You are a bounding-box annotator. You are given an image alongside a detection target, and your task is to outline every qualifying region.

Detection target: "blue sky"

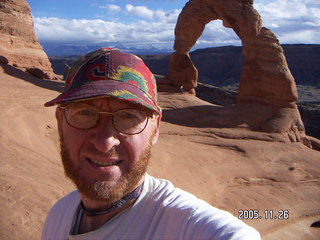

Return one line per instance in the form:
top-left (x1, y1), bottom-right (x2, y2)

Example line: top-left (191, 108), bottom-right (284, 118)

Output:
top-left (28, 0), bottom-right (184, 21)
top-left (27, 0), bottom-right (320, 50)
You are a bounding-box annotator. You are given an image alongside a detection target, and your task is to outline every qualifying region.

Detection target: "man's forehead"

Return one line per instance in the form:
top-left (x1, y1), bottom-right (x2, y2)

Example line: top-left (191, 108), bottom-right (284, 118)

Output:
top-left (77, 97), bottom-right (151, 112)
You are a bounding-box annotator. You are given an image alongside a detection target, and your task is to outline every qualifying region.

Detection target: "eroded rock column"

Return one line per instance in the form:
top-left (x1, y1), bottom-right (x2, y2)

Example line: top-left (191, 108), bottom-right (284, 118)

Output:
top-left (239, 28), bottom-right (298, 108)
top-left (162, 0), bottom-right (217, 94)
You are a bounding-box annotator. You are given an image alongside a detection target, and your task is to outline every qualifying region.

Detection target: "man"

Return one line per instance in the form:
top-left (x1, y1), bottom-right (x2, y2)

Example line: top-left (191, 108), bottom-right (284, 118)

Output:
top-left (42, 48), bottom-right (260, 239)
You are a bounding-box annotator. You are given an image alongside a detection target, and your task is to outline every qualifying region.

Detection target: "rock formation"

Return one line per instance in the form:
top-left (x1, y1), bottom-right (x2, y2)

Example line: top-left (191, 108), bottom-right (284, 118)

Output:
top-left (163, 0), bottom-right (296, 104)
top-left (159, 0), bottom-right (313, 146)
top-left (0, 0), bottom-right (54, 78)
top-left (0, 1), bottom-right (319, 239)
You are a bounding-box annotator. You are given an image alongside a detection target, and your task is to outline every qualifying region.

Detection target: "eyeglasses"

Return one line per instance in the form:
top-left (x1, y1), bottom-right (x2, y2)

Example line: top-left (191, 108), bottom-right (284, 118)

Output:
top-left (60, 102), bottom-right (153, 135)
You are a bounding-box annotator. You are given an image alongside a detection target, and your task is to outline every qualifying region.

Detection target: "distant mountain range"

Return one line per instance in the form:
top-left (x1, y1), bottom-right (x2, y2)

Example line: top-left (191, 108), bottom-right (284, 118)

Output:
top-left (140, 44), bottom-right (320, 88)
top-left (49, 44), bottom-right (320, 88)
top-left (41, 41), bottom-right (173, 56)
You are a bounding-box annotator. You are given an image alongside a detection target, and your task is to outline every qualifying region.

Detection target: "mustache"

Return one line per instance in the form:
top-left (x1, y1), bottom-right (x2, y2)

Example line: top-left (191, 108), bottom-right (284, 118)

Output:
top-left (84, 144), bottom-right (120, 158)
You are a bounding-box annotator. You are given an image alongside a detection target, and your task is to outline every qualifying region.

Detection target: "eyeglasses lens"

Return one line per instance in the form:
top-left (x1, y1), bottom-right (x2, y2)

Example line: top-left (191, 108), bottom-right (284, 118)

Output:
top-left (64, 103), bottom-right (148, 134)
top-left (65, 103), bottom-right (100, 129)
top-left (114, 109), bottom-right (148, 135)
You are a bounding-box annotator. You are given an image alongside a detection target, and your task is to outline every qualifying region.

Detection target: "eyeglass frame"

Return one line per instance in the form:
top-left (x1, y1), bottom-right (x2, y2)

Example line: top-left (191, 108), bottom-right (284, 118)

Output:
top-left (59, 103), bottom-right (156, 135)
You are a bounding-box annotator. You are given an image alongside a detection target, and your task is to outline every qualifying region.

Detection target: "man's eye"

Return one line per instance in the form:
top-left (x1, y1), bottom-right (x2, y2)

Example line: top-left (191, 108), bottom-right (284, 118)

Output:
top-left (76, 109), bottom-right (95, 116)
top-left (118, 112), bottom-right (138, 119)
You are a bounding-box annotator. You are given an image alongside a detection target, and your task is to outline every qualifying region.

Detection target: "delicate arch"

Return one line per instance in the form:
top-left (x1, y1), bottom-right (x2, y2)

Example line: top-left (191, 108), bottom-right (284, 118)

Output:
top-left (164, 0), bottom-right (298, 108)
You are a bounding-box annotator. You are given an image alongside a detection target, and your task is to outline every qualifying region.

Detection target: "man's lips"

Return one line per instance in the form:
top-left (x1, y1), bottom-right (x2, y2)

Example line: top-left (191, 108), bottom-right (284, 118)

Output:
top-left (86, 157), bottom-right (122, 167)
top-left (84, 146), bottom-right (122, 167)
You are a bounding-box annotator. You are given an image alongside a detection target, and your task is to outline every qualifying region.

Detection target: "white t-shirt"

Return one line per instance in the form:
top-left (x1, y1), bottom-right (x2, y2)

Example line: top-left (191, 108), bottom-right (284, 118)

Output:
top-left (42, 174), bottom-right (260, 240)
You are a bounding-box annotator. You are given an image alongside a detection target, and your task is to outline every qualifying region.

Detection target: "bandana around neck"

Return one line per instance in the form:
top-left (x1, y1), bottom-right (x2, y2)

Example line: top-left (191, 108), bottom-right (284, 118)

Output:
top-left (80, 183), bottom-right (144, 217)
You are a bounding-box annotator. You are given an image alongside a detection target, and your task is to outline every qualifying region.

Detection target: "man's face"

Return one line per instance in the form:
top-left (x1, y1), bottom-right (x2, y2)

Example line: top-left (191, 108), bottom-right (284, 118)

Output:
top-left (56, 97), bottom-right (160, 204)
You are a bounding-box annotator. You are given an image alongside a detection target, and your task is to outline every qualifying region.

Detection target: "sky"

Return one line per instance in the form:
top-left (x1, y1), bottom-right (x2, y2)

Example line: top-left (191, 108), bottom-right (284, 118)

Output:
top-left (27, 0), bottom-right (320, 50)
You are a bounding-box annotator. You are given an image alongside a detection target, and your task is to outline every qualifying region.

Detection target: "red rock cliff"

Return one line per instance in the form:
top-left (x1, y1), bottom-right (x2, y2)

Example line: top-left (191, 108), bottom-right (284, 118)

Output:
top-left (0, 0), bottom-right (54, 78)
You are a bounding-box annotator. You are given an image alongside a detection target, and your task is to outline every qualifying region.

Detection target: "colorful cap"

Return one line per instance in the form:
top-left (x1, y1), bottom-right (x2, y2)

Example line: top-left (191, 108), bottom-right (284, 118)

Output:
top-left (45, 48), bottom-right (161, 114)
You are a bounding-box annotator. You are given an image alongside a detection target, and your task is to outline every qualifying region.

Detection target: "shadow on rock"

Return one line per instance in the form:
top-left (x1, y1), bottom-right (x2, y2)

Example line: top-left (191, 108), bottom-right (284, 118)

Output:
top-left (1, 64), bottom-right (64, 93)
top-left (162, 103), bottom-right (302, 132)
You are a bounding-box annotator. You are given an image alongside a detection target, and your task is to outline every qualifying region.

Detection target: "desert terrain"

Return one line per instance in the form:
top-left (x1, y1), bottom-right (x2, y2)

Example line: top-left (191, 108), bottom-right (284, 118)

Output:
top-left (1, 0), bottom-right (320, 239)
top-left (1, 63), bottom-right (320, 239)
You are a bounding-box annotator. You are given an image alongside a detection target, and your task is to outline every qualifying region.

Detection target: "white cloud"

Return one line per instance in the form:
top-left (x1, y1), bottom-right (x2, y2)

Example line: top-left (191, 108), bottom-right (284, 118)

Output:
top-left (33, 17), bottom-right (176, 46)
top-left (153, 9), bottom-right (181, 23)
top-left (33, 0), bottom-right (320, 50)
top-left (196, 0), bottom-right (320, 48)
top-left (124, 4), bottom-right (180, 23)
top-left (125, 4), bottom-right (154, 19)
top-left (254, 1), bottom-right (320, 32)
top-left (98, 4), bottom-right (121, 16)
top-left (106, 4), bottom-right (121, 13)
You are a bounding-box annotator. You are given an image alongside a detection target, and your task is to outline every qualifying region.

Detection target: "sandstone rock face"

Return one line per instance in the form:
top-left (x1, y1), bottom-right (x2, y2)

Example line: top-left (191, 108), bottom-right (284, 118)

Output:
top-left (0, 0), bottom-right (54, 78)
top-left (239, 27), bottom-right (298, 108)
top-left (161, 0), bottom-right (308, 141)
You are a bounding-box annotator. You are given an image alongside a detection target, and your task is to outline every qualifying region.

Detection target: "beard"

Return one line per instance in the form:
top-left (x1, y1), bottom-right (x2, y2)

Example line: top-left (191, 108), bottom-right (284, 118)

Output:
top-left (59, 134), bottom-right (152, 206)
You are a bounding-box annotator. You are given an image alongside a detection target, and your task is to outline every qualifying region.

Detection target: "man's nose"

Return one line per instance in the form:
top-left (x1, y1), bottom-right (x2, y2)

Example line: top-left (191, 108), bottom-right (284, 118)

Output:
top-left (89, 116), bottom-right (120, 153)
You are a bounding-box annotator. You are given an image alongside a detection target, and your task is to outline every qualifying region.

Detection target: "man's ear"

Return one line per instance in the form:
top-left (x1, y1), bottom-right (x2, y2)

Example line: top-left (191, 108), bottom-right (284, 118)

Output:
top-left (55, 107), bottom-right (63, 120)
top-left (150, 114), bottom-right (161, 146)
top-left (55, 107), bottom-right (63, 133)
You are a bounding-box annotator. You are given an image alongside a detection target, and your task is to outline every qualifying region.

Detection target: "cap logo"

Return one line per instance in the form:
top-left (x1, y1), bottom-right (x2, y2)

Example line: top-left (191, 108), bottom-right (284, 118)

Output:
top-left (87, 63), bottom-right (106, 81)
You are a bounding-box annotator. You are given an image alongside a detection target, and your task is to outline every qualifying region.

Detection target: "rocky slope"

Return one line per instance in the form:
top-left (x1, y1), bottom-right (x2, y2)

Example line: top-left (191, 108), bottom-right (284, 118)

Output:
top-left (195, 82), bottom-right (320, 140)
top-left (0, 64), bottom-right (319, 240)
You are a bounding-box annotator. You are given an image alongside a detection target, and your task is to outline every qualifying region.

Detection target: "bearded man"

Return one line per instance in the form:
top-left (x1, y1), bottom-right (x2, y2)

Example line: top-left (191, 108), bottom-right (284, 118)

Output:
top-left (42, 48), bottom-right (260, 240)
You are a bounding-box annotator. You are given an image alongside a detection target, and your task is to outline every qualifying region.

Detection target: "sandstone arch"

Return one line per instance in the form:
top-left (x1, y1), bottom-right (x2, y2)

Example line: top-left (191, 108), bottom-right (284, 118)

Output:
top-left (160, 0), bottom-right (309, 141)
top-left (164, 0), bottom-right (297, 106)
